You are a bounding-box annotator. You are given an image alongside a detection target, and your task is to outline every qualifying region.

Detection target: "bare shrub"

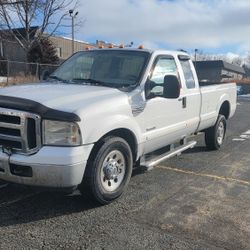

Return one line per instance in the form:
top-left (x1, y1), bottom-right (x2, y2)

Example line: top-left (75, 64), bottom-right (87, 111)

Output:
top-left (0, 75), bottom-right (39, 88)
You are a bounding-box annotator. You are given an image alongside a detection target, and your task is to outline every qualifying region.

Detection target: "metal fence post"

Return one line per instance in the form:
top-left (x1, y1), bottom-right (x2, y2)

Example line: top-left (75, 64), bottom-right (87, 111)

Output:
top-left (7, 60), bottom-right (9, 84)
top-left (0, 60), bottom-right (59, 85)
top-left (36, 63), bottom-right (39, 79)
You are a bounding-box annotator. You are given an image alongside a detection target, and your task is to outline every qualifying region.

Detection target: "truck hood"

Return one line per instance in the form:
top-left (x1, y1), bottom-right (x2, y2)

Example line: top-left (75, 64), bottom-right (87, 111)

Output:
top-left (0, 82), bottom-right (128, 113)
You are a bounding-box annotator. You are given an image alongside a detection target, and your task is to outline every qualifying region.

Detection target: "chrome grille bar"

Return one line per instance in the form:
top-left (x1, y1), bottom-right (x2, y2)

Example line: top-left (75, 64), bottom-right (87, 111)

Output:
top-left (0, 107), bottom-right (41, 155)
top-left (0, 134), bottom-right (22, 142)
top-left (0, 122), bottom-right (21, 129)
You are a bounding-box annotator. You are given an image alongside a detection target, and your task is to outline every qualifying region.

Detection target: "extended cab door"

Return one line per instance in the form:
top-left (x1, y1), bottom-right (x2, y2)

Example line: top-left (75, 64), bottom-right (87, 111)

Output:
top-left (177, 55), bottom-right (201, 135)
top-left (138, 55), bottom-right (187, 154)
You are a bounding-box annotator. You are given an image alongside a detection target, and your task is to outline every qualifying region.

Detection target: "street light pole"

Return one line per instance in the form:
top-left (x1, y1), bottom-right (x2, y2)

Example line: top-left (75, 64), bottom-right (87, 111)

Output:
top-left (69, 9), bottom-right (78, 55)
top-left (194, 49), bottom-right (198, 69)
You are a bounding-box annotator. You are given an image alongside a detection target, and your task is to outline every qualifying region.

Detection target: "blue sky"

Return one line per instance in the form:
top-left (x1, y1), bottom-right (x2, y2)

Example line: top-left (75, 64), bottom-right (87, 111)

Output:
top-left (4, 0), bottom-right (249, 57)
top-left (60, 0), bottom-right (250, 57)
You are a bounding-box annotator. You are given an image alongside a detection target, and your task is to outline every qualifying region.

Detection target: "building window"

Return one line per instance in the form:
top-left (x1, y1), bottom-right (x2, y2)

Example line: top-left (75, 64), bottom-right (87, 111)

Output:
top-left (56, 47), bottom-right (62, 58)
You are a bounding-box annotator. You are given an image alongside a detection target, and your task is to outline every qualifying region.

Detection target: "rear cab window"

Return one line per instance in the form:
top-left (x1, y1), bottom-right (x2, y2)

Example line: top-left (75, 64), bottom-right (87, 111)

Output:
top-left (178, 55), bottom-right (196, 89)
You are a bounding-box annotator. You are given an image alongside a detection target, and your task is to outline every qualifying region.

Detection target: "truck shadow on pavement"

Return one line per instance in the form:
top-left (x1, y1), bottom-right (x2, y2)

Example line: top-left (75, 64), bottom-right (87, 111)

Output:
top-left (183, 146), bottom-right (210, 154)
top-left (0, 144), bottom-right (219, 228)
top-left (0, 184), bottom-right (99, 227)
top-left (0, 162), bottom-right (161, 228)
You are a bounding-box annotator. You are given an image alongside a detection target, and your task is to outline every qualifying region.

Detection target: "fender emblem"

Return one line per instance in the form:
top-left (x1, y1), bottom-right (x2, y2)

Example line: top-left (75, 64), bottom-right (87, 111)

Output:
top-left (2, 147), bottom-right (13, 156)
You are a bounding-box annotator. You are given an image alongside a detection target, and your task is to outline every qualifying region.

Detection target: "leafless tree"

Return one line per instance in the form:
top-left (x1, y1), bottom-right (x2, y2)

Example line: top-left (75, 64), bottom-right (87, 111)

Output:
top-left (0, 0), bottom-right (80, 60)
top-left (231, 56), bottom-right (243, 66)
top-left (192, 49), bottom-right (245, 66)
top-left (246, 52), bottom-right (250, 66)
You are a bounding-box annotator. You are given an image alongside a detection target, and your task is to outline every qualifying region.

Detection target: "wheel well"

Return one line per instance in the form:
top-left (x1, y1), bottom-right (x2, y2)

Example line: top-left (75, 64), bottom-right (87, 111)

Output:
top-left (89, 128), bottom-right (138, 163)
top-left (219, 101), bottom-right (230, 120)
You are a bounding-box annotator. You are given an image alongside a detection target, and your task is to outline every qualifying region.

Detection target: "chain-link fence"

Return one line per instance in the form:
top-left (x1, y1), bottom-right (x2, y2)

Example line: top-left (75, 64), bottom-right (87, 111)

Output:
top-left (0, 60), bottom-right (59, 85)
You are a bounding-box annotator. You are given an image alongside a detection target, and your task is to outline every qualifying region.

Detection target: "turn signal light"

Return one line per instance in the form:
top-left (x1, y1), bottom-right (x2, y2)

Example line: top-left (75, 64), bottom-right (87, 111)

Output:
top-left (138, 45), bottom-right (144, 49)
top-left (99, 45), bottom-right (104, 49)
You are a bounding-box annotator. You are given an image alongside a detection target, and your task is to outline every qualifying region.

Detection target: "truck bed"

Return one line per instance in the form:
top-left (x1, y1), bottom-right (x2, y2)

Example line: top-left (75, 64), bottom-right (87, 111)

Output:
top-left (198, 82), bottom-right (237, 131)
top-left (199, 81), bottom-right (231, 86)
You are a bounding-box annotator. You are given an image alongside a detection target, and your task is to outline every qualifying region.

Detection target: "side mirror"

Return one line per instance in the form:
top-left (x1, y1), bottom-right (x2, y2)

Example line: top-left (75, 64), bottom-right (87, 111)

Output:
top-left (41, 70), bottom-right (50, 81)
top-left (163, 75), bottom-right (180, 99)
top-left (144, 80), bottom-right (155, 99)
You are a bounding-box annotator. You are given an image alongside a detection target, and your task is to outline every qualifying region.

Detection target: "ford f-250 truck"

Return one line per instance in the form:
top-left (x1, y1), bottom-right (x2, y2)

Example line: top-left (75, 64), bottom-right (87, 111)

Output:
top-left (0, 48), bottom-right (236, 204)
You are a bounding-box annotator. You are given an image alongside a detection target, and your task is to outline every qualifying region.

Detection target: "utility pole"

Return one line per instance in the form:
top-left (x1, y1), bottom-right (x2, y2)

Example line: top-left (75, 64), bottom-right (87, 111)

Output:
top-left (69, 9), bottom-right (78, 55)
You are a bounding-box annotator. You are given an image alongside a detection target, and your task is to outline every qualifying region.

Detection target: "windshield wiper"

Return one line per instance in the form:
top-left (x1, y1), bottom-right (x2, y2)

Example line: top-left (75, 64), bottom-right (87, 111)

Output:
top-left (72, 78), bottom-right (114, 87)
top-left (48, 75), bottom-right (65, 82)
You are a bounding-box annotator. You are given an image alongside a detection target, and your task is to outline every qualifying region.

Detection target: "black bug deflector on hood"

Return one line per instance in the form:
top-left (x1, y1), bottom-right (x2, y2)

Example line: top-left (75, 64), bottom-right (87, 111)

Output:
top-left (0, 95), bottom-right (81, 122)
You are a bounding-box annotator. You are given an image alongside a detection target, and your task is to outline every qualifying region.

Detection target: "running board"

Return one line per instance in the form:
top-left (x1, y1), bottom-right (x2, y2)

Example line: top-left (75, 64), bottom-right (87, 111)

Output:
top-left (141, 140), bottom-right (197, 171)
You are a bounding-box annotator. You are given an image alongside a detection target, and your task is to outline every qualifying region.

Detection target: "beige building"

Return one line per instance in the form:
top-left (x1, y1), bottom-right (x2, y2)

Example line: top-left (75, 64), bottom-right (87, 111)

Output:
top-left (0, 27), bottom-right (114, 62)
top-left (50, 36), bottom-right (96, 60)
top-left (0, 27), bottom-right (119, 64)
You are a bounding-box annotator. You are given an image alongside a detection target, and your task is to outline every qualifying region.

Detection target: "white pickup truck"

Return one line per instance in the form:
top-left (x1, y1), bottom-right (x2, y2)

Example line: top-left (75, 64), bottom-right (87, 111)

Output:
top-left (0, 48), bottom-right (236, 204)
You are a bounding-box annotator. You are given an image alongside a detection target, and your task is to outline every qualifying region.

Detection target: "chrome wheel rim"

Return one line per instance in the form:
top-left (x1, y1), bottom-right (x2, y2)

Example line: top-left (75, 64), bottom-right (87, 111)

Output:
top-left (217, 121), bottom-right (225, 145)
top-left (101, 150), bottom-right (126, 192)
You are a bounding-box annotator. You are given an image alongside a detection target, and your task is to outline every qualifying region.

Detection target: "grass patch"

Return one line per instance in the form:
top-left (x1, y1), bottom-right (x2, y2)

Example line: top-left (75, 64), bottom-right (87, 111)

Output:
top-left (0, 75), bottom-right (39, 87)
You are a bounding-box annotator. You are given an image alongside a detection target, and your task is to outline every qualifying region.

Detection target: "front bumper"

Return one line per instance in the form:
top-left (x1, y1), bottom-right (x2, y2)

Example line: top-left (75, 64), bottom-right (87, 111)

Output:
top-left (0, 144), bottom-right (94, 188)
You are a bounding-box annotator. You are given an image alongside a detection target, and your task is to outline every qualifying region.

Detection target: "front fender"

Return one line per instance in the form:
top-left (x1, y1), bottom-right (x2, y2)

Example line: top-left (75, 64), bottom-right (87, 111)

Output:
top-left (80, 114), bottom-right (143, 146)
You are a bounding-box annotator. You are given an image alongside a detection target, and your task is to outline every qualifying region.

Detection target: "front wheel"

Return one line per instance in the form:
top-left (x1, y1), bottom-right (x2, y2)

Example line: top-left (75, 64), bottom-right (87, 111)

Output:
top-left (80, 136), bottom-right (133, 205)
top-left (205, 115), bottom-right (227, 150)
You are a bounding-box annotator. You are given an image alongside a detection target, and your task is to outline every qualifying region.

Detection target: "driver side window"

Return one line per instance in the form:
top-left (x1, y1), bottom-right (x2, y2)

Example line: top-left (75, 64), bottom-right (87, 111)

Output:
top-left (146, 56), bottom-right (178, 98)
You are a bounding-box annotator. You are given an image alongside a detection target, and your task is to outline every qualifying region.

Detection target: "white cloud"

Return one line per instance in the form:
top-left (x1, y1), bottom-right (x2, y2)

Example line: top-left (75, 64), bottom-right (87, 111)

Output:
top-left (77, 0), bottom-right (250, 52)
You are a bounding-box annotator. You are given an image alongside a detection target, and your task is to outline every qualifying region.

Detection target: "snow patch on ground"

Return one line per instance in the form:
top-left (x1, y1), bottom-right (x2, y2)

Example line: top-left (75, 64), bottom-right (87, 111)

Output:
top-left (232, 138), bottom-right (245, 141)
top-left (0, 77), bottom-right (7, 83)
top-left (233, 128), bottom-right (250, 141)
top-left (240, 94), bottom-right (250, 98)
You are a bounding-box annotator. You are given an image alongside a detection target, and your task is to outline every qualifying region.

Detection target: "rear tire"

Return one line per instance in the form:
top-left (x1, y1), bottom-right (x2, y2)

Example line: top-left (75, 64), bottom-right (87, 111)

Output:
top-left (205, 115), bottom-right (227, 150)
top-left (80, 136), bottom-right (133, 205)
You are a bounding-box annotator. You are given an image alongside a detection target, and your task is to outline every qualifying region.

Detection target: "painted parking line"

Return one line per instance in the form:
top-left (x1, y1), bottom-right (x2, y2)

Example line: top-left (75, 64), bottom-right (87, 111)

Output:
top-left (244, 130), bottom-right (250, 135)
top-left (240, 134), bottom-right (250, 139)
top-left (157, 165), bottom-right (250, 186)
top-left (232, 129), bottom-right (250, 142)
top-left (232, 138), bottom-right (245, 141)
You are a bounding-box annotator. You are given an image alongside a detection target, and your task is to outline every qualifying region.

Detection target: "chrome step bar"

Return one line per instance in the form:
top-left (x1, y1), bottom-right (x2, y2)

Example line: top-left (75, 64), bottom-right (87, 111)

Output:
top-left (141, 140), bottom-right (197, 170)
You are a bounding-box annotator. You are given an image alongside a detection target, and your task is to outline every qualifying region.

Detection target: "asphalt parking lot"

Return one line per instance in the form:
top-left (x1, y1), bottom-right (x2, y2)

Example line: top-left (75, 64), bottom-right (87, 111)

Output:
top-left (0, 97), bottom-right (250, 250)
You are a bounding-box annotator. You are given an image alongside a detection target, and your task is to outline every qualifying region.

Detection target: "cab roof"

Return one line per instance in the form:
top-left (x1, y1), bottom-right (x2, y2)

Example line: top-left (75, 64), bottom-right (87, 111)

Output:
top-left (81, 47), bottom-right (189, 57)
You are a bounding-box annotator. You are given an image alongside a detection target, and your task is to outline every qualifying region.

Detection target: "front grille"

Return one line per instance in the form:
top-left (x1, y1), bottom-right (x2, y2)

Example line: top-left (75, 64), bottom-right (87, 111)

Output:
top-left (0, 108), bottom-right (41, 154)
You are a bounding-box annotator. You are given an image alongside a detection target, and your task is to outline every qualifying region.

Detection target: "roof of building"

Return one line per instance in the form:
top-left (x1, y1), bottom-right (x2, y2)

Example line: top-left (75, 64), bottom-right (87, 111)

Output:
top-left (195, 60), bottom-right (245, 74)
top-left (57, 36), bottom-right (90, 45)
top-left (0, 26), bottom-right (40, 39)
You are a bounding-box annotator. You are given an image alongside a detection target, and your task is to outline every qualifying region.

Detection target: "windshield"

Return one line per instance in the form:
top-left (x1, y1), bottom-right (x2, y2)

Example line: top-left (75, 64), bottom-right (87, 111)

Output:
top-left (50, 50), bottom-right (150, 88)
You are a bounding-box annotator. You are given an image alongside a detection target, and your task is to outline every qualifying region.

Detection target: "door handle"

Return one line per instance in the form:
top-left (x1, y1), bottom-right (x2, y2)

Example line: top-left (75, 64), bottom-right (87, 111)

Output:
top-left (178, 97), bottom-right (187, 108)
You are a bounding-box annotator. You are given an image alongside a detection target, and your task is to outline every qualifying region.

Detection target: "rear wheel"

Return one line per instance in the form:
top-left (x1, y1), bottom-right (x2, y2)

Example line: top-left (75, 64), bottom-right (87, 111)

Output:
top-left (205, 115), bottom-right (227, 150)
top-left (80, 136), bottom-right (133, 205)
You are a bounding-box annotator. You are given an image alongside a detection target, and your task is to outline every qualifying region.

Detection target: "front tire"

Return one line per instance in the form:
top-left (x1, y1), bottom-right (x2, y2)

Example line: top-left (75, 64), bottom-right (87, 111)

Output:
top-left (205, 115), bottom-right (227, 150)
top-left (80, 136), bottom-right (133, 205)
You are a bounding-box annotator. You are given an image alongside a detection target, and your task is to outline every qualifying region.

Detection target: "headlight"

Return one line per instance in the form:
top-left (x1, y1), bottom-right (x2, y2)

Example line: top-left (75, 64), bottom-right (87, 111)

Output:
top-left (42, 120), bottom-right (81, 146)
